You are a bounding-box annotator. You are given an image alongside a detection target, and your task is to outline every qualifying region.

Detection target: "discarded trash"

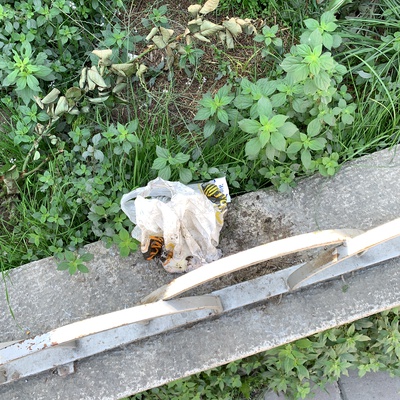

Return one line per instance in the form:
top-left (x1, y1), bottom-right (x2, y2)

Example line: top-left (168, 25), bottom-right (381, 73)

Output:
top-left (120, 177), bottom-right (229, 273)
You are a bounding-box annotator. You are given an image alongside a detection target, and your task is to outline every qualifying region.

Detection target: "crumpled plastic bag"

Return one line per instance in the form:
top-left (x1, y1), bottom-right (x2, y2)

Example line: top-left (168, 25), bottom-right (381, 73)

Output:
top-left (120, 177), bottom-right (228, 273)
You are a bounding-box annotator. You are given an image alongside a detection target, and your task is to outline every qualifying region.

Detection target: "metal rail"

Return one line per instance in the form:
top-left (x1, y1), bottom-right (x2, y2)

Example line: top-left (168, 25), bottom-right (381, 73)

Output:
top-left (1, 219), bottom-right (400, 385)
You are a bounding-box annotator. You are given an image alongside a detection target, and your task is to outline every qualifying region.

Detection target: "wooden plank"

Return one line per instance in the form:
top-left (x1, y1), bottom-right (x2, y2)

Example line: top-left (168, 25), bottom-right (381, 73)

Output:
top-left (140, 229), bottom-right (362, 304)
top-left (287, 218), bottom-right (400, 289)
top-left (0, 296), bottom-right (222, 366)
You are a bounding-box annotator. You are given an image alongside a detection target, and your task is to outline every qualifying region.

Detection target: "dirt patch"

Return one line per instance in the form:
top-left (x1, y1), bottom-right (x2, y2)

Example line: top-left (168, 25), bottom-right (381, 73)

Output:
top-left (116, 0), bottom-right (276, 132)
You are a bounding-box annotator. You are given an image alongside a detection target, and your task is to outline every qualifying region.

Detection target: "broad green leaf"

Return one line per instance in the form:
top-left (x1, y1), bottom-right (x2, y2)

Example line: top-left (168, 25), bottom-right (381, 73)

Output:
top-left (271, 131), bottom-right (286, 151)
top-left (296, 364), bottom-right (310, 380)
top-left (217, 108), bottom-right (229, 125)
top-left (158, 165), bottom-right (171, 180)
top-left (308, 29), bottom-right (323, 47)
top-left (238, 119), bottom-right (261, 134)
top-left (216, 84), bottom-right (232, 98)
top-left (199, 94), bottom-right (215, 108)
top-left (226, 108), bottom-right (240, 123)
top-left (57, 262), bottom-right (70, 271)
top-left (310, 62), bottom-right (321, 76)
top-left (174, 152), bottom-right (190, 164)
top-left (293, 98), bottom-right (311, 113)
top-left (204, 120), bottom-right (216, 138)
top-left (309, 137), bottom-right (327, 150)
top-left (80, 253), bottom-right (94, 262)
top-left (94, 149), bottom-right (104, 161)
top-left (296, 44), bottom-right (312, 57)
top-left (301, 149), bottom-right (312, 169)
top-left (259, 130), bottom-right (270, 147)
top-left (26, 74), bottom-right (40, 90)
top-left (119, 246), bottom-right (130, 257)
top-left (323, 113), bottom-right (336, 126)
top-left (270, 114), bottom-right (288, 129)
top-left (34, 65), bottom-right (54, 79)
top-left (240, 78), bottom-right (253, 94)
top-left (304, 18), bottom-right (319, 31)
top-left (320, 11), bottom-right (336, 25)
top-left (68, 265), bottom-right (77, 275)
top-left (319, 53), bottom-right (335, 70)
top-left (314, 70), bottom-right (331, 90)
top-left (194, 107), bottom-right (212, 120)
top-left (256, 78), bottom-right (277, 96)
top-left (322, 32), bottom-right (334, 50)
top-left (342, 114), bottom-right (354, 125)
top-left (289, 64), bottom-right (309, 83)
top-left (281, 56), bottom-right (302, 72)
top-left (245, 137), bottom-right (262, 158)
top-left (93, 205), bottom-right (106, 216)
top-left (77, 264), bottom-right (89, 273)
top-left (156, 146), bottom-right (170, 159)
top-left (152, 157), bottom-right (167, 170)
top-left (249, 103), bottom-right (259, 120)
top-left (271, 92), bottom-right (286, 107)
top-left (179, 168), bottom-right (192, 183)
top-left (280, 122), bottom-right (299, 137)
top-left (287, 141), bottom-right (302, 154)
top-left (219, 94), bottom-right (234, 106)
top-left (257, 96), bottom-right (273, 117)
top-left (16, 76), bottom-right (27, 90)
top-left (265, 143), bottom-right (276, 161)
top-left (63, 251), bottom-right (75, 262)
top-left (324, 21), bottom-right (338, 33)
top-left (332, 34), bottom-right (342, 48)
top-left (233, 94), bottom-right (253, 109)
top-left (307, 118), bottom-right (321, 137)
top-left (296, 338), bottom-right (313, 348)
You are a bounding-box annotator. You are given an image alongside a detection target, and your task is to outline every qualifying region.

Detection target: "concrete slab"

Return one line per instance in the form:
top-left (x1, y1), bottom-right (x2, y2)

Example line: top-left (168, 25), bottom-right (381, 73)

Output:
top-left (1, 146), bottom-right (400, 399)
top-left (264, 382), bottom-right (342, 399)
top-left (339, 370), bottom-right (400, 399)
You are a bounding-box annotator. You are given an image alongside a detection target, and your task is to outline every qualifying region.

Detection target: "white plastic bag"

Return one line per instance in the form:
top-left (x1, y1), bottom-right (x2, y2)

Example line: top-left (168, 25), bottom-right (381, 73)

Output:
top-left (120, 177), bottom-right (228, 273)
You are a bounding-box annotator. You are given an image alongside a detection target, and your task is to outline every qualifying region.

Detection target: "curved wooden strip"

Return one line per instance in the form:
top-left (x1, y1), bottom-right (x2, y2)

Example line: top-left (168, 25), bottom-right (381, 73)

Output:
top-left (0, 296), bottom-right (222, 365)
top-left (288, 217), bottom-right (400, 289)
top-left (140, 229), bottom-right (363, 304)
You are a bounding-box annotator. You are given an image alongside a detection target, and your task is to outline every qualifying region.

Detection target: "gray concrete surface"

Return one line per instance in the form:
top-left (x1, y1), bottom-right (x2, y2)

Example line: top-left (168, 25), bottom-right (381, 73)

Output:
top-left (340, 370), bottom-right (400, 399)
top-left (1, 146), bottom-right (400, 399)
top-left (263, 371), bottom-right (400, 399)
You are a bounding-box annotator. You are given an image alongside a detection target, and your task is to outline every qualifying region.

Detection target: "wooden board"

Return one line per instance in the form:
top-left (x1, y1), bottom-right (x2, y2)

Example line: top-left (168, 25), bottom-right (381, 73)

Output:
top-left (140, 229), bottom-right (362, 304)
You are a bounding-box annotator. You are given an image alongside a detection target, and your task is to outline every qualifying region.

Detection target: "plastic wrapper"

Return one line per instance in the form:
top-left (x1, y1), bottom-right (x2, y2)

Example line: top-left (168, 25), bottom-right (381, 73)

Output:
top-left (120, 177), bottom-right (229, 273)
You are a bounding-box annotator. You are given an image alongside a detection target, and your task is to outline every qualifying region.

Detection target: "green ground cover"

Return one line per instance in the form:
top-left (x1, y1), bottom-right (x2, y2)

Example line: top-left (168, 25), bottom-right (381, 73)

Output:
top-left (0, 0), bottom-right (399, 398)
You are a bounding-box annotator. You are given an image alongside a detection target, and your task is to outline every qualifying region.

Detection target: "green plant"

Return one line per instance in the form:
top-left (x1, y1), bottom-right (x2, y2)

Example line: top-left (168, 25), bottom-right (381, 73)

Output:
top-left (56, 250), bottom-right (93, 274)
top-left (152, 146), bottom-right (192, 183)
top-left (194, 11), bottom-right (356, 191)
top-left (178, 44), bottom-right (204, 76)
top-left (254, 25), bottom-right (283, 58)
top-left (194, 85), bottom-right (236, 138)
top-left (0, 41), bottom-right (55, 105)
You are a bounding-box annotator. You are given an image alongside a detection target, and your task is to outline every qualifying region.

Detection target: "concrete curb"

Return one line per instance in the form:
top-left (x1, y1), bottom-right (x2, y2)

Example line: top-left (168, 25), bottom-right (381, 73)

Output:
top-left (1, 147), bottom-right (400, 399)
